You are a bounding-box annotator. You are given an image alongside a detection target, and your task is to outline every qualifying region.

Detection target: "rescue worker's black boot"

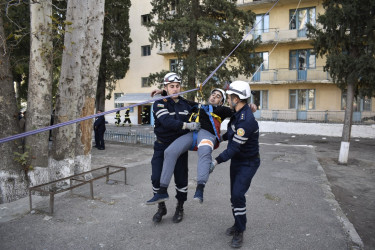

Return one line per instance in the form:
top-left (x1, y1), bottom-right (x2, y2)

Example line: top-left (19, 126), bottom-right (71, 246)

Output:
top-left (172, 200), bottom-right (184, 223)
top-left (152, 202), bottom-right (167, 223)
top-left (226, 224), bottom-right (237, 236)
top-left (230, 230), bottom-right (243, 248)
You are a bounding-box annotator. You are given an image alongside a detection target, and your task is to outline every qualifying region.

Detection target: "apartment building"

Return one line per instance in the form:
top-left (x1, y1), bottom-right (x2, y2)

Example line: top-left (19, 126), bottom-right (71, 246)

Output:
top-left (106, 0), bottom-right (374, 125)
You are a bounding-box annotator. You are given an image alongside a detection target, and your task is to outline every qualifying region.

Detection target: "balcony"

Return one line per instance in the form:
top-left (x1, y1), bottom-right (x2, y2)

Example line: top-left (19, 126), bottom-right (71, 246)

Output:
top-left (236, 0), bottom-right (275, 6)
top-left (249, 67), bottom-right (332, 83)
top-left (245, 28), bottom-right (310, 44)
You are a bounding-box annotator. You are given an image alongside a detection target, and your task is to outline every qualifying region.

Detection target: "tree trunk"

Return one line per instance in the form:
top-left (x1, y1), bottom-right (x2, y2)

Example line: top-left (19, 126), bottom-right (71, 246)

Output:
top-left (50, 0), bottom-right (88, 180)
top-left (186, 0), bottom-right (199, 101)
top-left (338, 79), bottom-right (355, 164)
top-left (74, 0), bottom-right (105, 175)
top-left (26, 0), bottom-right (53, 186)
top-left (0, 13), bottom-right (28, 203)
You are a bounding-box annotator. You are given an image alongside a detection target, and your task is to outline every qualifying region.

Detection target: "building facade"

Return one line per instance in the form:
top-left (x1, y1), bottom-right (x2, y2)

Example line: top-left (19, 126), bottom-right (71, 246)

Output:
top-left (105, 0), bottom-right (374, 125)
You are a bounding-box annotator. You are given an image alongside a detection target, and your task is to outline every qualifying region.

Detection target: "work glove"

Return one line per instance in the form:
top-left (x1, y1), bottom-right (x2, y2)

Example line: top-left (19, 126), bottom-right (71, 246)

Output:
top-left (209, 160), bottom-right (218, 174)
top-left (183, 122), bottom-right (201, 131)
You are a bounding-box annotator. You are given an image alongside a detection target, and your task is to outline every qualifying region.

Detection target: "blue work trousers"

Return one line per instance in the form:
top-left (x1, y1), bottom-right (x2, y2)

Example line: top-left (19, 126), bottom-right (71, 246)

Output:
top-left (151, 141), bottom-right (189, 202)
top-left (230, 157), bottom-right (260, 232)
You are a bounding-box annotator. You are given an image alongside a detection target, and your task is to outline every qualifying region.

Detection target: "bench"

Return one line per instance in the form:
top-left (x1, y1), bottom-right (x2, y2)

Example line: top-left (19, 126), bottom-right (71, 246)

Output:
top-left (29, 165), bottom-right (127, 214)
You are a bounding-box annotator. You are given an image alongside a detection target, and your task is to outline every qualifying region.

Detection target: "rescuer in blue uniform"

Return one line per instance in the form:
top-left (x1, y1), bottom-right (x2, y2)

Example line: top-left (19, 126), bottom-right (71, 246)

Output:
top-left (210, 81), bottom-right (260, 249)
top-left (149, 72), bottom-right (200, 223)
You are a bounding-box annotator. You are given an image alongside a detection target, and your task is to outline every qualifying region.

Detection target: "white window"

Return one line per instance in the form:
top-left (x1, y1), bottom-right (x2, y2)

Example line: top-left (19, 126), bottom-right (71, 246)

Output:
top-left (114, 93), bottom-right (124, 108)
top-left (289, 89), bottom-right (315, 110)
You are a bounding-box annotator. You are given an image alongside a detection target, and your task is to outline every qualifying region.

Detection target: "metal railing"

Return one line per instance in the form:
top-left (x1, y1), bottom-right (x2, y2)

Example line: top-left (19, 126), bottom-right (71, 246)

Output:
top-left (103, 110), bottom-right (374, 145)
top-left (104, 130), bottom-right (156, 145)
top-left (250, 67), bottom-right (332, 83)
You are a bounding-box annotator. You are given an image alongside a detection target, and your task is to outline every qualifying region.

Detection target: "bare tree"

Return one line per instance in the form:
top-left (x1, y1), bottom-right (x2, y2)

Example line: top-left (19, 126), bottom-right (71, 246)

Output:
top-left (50, 0), bottom-right (88, 179)
top-left (51, 0), bottom-right (105, 178)
top-left (0, 11), bottom-right (28, 203)
top-left (74, 0), bottom-right (105, 174)
top-left (26, 0), bottom-right (53, 186)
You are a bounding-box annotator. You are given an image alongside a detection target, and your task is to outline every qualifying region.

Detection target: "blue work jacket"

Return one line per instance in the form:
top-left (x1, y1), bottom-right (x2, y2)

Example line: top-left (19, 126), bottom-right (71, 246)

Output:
top-left (216, 104), bottom-right (259, 164)
top-left (153, 96), bottom-right (191, 144)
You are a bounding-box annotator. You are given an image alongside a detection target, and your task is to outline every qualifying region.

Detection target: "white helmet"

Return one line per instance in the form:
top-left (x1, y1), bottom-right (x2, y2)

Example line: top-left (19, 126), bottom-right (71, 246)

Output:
top-left (211, 88), bottom-right (226, 105)
top-left (163, 72), bottom-right (181, 85)
top-left (226, 81), bottom-right (251, 100)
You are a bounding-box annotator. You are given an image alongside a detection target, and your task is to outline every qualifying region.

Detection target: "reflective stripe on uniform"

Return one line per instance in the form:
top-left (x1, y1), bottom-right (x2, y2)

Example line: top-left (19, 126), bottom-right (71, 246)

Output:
top-left (175, 185), bottom-right (188, 193)
top-left (234, 207), bottom-right (246, 216)
top-left (152, 186), bottom-right (159, 194)
top-left (156, 109), bottom-right (169, 118)
top-left (197, 139), bottom-right (214, 150)
top-left (233, 134), bottom-right (248, 144)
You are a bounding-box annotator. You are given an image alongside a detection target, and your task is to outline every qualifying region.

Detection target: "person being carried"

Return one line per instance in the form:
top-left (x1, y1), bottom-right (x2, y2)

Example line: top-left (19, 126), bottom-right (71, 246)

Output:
top-left (146, 87), bottom-right (256, 205)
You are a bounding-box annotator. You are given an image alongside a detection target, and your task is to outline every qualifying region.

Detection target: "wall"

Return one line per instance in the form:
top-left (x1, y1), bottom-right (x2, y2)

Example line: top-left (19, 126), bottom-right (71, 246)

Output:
top-left (221, 120), bottom-right (375, 139)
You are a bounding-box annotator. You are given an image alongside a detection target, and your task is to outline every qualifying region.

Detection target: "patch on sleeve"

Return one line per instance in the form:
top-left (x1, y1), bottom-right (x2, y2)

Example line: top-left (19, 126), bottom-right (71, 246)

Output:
top-left (237, 128), bottom-right (245, 137)
top-left (157, 104), bottom-right (165, 108)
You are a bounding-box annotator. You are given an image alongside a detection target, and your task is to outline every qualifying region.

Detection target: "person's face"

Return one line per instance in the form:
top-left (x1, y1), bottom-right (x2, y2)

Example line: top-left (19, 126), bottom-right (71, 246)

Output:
top-left (97, 110), bottom-right (102, 114)
top-left (208, 90), bottom-right (223, 106)
top-left (164, 82), bottom-right (181, 99)
top-left (227, 94), bottom-right (239, 109)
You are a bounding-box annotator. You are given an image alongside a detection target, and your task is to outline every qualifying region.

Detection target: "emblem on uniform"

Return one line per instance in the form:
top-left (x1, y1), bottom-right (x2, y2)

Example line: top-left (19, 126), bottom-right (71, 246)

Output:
top-left (157, 104), bottom-right (165, 108)
top-left (240, 113), bottom-right (245, 120)
top-left (237, 128), bottom-right (245, 136)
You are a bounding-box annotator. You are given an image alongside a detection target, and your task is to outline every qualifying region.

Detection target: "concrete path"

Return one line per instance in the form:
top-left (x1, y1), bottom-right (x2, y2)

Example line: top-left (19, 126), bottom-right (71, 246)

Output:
top-left (0, 142), bottom-right (361, 249)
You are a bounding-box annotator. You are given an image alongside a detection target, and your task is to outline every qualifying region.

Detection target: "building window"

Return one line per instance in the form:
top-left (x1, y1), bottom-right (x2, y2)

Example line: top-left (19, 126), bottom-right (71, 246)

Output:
top-left (141, 77), bottom-right (149, 87)
top-left (114, 93), bottom-right (124, 108)
top-left (341, 94), bottom-right (372, 111)
top-left (141, 45), bottom-right (151, 56)
top-left (290, 7), bottom-right (316, 37)
top-left (169, 59), bottom-right (184, 72)
top-left (253, 14), bottom-right (269, 38)
top-left (254, 52), bottom-right (269, 70)
top-left (251, 90), bottom-right (268, 110)
top-left (289, 49), bottom-right (315, 70)
top-left (289, 89), bottom-right (315, 110)
top-left (141, 14), bottom-right (151, 25)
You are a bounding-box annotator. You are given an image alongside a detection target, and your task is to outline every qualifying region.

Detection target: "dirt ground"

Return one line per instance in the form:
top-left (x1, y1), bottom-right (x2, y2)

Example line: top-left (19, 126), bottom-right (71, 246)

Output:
top-left (259, 133), bottom-right (375, 249)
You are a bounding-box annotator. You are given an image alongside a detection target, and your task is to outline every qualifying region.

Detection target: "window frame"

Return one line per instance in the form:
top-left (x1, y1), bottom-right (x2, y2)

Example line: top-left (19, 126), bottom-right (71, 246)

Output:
top-left (141, 77), bottom-right (149, 88)
top-left (141, 14), bottom-right (151, 26)
top-left (341, 93), bottom-right (372, 112)
top-left (289, 7), bottom-right (316, 31)
top-left (289, 49), bottom-right (316, 70)
top-left (289, 89), bottom-right (316, 110)
top-left (251, 90), bottom-right (269, 110)
top-left (141, 45), bottom-right (151, 56)
top-left (114, 93), bottom-right (124, 108)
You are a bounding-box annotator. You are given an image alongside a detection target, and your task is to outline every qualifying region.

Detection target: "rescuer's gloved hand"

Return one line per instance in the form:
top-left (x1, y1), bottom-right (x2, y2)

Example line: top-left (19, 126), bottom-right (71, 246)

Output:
top-left (183, 122), bottom-right (201, 131)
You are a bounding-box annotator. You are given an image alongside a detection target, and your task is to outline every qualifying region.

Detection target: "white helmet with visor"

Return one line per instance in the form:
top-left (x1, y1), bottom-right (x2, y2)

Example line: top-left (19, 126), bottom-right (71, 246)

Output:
top-left (226, 81), bottom-right (251, 100)
top-left (163, 72), bottom-right (182, 85)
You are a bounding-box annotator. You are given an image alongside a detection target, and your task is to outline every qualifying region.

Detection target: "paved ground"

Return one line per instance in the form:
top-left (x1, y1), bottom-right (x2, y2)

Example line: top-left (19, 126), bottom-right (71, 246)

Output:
top-left (258, 133), bottom-right (375, 250)
top-left (0, 128), bottom-right (373, 250)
